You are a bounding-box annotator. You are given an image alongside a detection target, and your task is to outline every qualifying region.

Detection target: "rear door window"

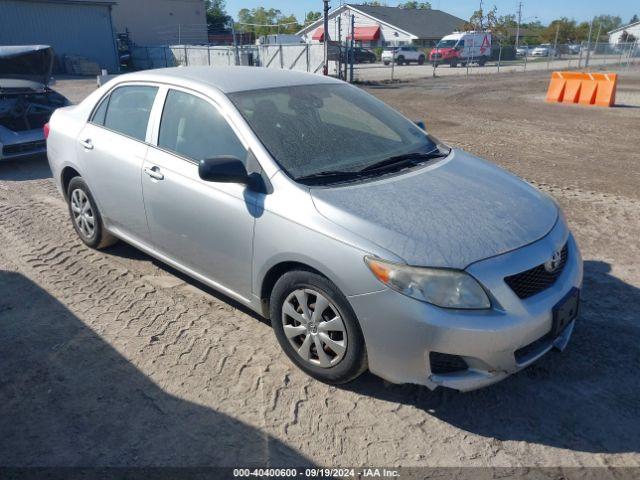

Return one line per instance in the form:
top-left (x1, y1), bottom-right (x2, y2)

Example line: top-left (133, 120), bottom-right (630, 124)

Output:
top-left (100, 85), bottom-right (158, 141)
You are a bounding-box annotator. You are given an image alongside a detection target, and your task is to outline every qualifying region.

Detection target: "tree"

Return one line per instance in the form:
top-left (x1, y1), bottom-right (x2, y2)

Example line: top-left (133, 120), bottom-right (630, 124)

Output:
top-left (591, 15), bottom-right (622, 40)
top-left (205, 0), bottom-right (232, 33)
top-left (464, 5), bottom-right (498, 31)
top-left (398, 1), bottom-right (432, 9)
top-left (621, 30), bottom-right (637, 43)
top-left (304, 11), bottom-right (322, 25)
top-left (236, 7), bottom-right (300, 36)
top-left (542, 18), bottom-right (579, 43)
top-left (630, 14), bottom-right (639, 24)
top-left (361, 1), bottom-right (387, 6)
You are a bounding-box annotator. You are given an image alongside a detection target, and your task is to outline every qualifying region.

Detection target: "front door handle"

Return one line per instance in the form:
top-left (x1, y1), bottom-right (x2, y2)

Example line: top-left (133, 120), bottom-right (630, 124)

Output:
top-left (80, 139), bottom-right (93, 150)
top-left (144, 166), bottom-right (164, 181)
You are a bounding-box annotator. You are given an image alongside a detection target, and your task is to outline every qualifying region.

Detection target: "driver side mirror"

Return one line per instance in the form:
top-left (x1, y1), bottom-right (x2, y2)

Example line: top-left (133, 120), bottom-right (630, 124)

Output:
top-left (415, 120), bottom-right (426, 130)
top-left (199, 156), bottom-right (249, 184)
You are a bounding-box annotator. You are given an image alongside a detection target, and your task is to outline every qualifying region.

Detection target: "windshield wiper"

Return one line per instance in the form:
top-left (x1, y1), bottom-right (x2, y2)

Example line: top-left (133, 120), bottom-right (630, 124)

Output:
top-left (295, 170), bottom-right (367, 185)
top-left (358, 149), bottom-right (450, 173)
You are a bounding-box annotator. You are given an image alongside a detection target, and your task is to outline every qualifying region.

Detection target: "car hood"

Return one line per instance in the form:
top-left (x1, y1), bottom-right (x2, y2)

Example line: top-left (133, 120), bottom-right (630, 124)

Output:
top-left (310, 149), bottom-right (558, 269)
top-left (0, 45), bottom-right (54, 89)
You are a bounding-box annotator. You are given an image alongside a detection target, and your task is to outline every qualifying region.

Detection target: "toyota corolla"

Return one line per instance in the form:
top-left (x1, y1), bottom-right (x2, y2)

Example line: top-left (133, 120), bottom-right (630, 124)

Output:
top-left (46, 67), bottom-right (582, 391)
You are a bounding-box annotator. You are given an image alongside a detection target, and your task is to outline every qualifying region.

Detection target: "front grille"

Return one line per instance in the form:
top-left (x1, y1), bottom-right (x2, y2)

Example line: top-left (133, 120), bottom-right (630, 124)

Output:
top-left (505, 244), bottom-right (569, 299)
top-left (430, 352), bottom-right (468, 374)
top-left (3, 140), bottom-right (46, 156)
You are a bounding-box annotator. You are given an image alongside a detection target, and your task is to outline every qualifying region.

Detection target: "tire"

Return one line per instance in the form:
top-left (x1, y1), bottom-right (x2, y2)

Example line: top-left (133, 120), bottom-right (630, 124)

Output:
top-left (396, 56), bottom-right (405, 65)
top-left (450, 59), bottom-right (458, 68)
top-left (383, 61), bottom-right (390, 66)
top-left (418, 55), bottom-right (425, 65)
top-left (270, 270), bottom-right (368, 385)
top-left (478, 56), bottom-right (487, 67)
top-left (66, 176), bottom-right (117, 249)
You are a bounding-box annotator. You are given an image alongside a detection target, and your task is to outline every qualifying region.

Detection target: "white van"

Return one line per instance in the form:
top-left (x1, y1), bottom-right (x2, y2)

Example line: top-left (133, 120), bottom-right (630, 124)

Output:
top-left (429, 31), bottom-right (492, 67)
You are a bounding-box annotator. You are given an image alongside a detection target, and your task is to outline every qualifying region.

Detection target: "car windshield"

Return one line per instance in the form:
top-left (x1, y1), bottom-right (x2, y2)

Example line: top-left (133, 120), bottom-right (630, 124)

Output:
top-left (229, 84), bottom-right (442, 182)
top-left (437, 39), bottom-right (458, 48)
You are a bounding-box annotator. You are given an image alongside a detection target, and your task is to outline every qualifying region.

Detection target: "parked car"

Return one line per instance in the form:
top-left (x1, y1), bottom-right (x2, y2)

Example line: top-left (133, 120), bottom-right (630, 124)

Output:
top-left (345, 47), bottom-right (377, 64)
top-left (429, 31), bottom-right (492, 67)
top-left (0, 45), bottom-right (69, 161)
top-left (46, 67), bottom-right (583, 392)
top-left (567, 44), bottom-right (582, 55)
top-left (531, 44), bottom-right (557, 57)
top-left (516, 46), bottom-right (532, 57)
top-left (381, 46), bottom-right (425, 65)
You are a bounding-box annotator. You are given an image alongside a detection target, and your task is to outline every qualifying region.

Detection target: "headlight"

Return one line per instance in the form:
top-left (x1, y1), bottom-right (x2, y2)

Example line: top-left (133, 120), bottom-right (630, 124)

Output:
top-left (364, 256), bottom-right (491, 309)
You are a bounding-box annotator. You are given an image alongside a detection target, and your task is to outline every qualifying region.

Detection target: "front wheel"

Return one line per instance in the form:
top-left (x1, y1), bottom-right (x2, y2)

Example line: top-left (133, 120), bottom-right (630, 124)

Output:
top-left (396, 56), bottom-right (405, 65)
top-left (450, 59), bottom-right (458, 68)
top-left (270, 270), bottom-right (368, 384)
top-left (478, 56), bottom-right (487, 66)
top-left (67, 177), bottom-right (117, 249)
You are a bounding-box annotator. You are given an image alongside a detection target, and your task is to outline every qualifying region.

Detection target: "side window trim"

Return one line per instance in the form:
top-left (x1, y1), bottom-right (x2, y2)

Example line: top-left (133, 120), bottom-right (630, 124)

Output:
top-left (89, 92), bottom-right (111, 125)
top-left (87, 82), bottom-right (160, 144)
top-left (150, 86), bottom-right (249, 165)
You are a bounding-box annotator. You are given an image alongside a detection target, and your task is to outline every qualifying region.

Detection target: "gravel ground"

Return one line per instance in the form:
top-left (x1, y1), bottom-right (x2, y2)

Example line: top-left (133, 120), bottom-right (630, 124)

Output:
top-left (0, 69), bottom-right (639, 469)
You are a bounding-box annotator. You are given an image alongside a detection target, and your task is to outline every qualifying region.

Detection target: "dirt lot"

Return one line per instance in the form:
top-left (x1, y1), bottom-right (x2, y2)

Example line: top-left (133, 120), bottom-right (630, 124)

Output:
top-left (1, 70), bottom-right (639, 469)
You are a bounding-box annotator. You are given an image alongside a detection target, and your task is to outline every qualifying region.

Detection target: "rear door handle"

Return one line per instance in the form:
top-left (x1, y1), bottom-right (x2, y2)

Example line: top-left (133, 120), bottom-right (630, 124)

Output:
top-left (144, 166), bottom-right (164, 180)
top-left (80, 139), bottom-right (93, 150)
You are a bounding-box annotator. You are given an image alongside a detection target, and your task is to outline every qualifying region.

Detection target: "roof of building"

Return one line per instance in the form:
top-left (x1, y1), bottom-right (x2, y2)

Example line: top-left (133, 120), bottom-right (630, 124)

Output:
top-left (298, 4), bottom-right (466, 39)
top-left (117, 66), bottom-right (341, 94)
top-left (350, 4), bottom-right (465, 38)
top-left (608, 21), bottom-right (640, 34)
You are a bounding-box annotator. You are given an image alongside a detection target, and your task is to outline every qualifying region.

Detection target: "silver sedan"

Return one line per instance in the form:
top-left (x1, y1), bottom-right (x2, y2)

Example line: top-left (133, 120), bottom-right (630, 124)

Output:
top-left (46, 67), bottom-right (583, 391)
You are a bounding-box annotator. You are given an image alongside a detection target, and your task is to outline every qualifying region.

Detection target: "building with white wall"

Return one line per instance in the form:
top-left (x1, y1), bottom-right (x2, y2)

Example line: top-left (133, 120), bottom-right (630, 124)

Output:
top-left (297, 4), bottom-right (465, 48)
top-left (608, 21), bottom-right (640, 45)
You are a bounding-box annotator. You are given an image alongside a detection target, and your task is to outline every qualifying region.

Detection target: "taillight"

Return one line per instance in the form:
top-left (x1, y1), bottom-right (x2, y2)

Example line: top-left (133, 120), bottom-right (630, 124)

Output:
top-left (43, 122), bottom-right (50, 139)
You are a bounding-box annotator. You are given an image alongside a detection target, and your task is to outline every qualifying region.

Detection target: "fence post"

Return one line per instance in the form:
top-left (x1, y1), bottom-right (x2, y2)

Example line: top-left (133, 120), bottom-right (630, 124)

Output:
top-left (306, 44), bottom-right (310, 72)
top-left (184, 45), bottom-right (188, 66)
top-left (163, 46), bottom-right (168, 67)
top-left (549, 24), bottom-right (559, 71)
top-left (585, 20), bottom-right (593, 69)
top-left (497, 43), bottom-right (502, 73)
top-left (207, 46), bottom-right (211, 66)
top-left (279, 45), bottom-right (284, 69)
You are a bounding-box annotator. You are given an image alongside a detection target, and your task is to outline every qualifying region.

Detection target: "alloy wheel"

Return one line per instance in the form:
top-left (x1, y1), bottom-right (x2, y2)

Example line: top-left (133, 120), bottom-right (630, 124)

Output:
top-left (281, 288), bottom-right (347, 368)
top-left (70, 188), bottom-right (95, 239)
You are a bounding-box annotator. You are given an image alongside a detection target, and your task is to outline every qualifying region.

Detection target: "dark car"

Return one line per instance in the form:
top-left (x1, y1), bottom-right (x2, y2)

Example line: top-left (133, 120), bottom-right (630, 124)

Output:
top-left (0, 45), bottom-right (70, 161)
top-left (344, 47), bottom-right (377, 64)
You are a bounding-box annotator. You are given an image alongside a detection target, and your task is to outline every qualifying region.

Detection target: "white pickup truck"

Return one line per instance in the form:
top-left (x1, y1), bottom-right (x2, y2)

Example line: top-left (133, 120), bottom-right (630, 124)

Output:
top-left (381, 46), bottom-right (426, 65)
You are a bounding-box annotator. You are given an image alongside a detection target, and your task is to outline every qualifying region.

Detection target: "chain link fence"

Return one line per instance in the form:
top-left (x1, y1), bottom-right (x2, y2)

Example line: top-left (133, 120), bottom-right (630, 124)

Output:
top-left (129, 41), bottom-right (639, 82)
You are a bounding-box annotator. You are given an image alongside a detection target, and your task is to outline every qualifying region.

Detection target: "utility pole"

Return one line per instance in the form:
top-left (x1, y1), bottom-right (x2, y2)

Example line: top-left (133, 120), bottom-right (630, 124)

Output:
top-left (337, 15), bottom-right (342, 79)
top-left (322, 0), bottom-right (330, 76)
top-left (349, 13), bottom-right (355, 82)
top-left (515, 2), bottom-right (523, 50)
top-left (479, 0), bottom-right (484, 30)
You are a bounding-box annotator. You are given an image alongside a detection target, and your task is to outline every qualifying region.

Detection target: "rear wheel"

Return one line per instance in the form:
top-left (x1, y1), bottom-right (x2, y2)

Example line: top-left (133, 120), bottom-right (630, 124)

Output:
top-left (478, 56), bottom-right (488, 66)
top-left (67, 177), bottom-right (117, 249)
top-left (418, 55), bottom-right (425, 65)
top-left (396, 55), bottom-right (405, 65)
top-left (270, 270), bottom-right (367, 384)
top-left (450, 59), bottom-right (458, 68)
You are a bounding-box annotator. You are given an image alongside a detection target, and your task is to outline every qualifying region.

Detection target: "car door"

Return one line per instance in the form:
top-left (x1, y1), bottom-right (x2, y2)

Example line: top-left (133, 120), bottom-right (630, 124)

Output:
top-left (76, 84), bottom-right (158, 243)
top-left (141, 87), bottom-right (259, 301)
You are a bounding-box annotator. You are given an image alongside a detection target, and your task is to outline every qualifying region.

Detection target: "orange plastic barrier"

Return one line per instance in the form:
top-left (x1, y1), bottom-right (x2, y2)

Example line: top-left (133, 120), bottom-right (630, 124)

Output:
top-left (546, 72), bottom-right (618, 107)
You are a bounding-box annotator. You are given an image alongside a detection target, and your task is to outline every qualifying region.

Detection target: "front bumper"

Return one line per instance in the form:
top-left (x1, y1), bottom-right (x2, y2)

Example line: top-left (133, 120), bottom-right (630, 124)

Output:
top-left (348, 223), bottom-right (583, 392)
top-left (0, 127), bottom-right (46, 161)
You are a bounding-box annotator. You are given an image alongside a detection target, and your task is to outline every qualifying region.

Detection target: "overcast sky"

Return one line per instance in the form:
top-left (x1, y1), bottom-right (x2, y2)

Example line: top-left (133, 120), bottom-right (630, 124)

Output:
top-left (226, 0), bottom-right (639, 26)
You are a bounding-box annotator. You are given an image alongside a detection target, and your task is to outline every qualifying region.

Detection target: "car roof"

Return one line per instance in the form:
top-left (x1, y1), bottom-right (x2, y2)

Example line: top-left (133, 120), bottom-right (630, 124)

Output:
top-left (115, 66), bottom-right (342, 94)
